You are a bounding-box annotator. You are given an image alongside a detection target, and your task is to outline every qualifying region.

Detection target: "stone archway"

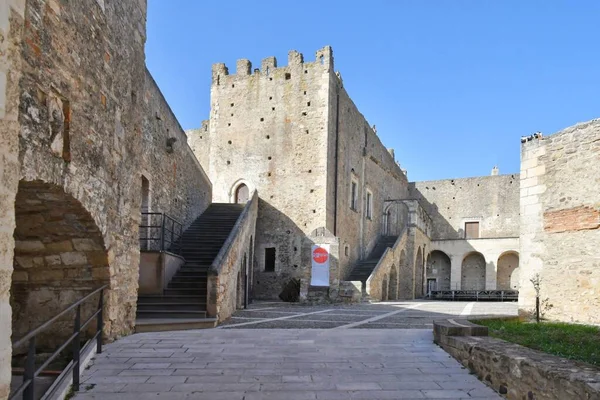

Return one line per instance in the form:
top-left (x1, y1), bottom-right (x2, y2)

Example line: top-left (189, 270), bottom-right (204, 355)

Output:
top-left (461, 252), bottom-right (486, 290)
top-left (426, 250), bottom-right (451, 291)
top-left (415, 247), bottom-right (424, 298)
top-left (497, 252), bottom-right (520, 290)
top-left (11, 180), bottom-right (110, 355)
top-left (388, 265), bottom-right (398, 300)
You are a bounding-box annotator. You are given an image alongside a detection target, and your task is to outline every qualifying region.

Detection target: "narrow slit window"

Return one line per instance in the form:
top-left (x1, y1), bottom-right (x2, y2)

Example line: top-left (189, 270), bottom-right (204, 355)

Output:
top-left (265, 247), bottom-right (276, 272)
top-left (351, 180), bottom-right (358, 211)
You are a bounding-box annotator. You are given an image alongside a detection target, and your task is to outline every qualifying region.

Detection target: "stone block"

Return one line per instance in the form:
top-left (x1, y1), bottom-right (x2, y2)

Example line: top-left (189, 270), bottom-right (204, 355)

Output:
top-left (46, 240), bottom-right (73, 252)
top-left (12, 271), bottom-right (28, 282)
top-left (14, 240), bottom-right (45, 253)
top-left (60, 251), bottom-right (88, 265)
top-left (15, 256), bottom-right (34, 269)
top-left (73, 238), bottom-right (103, 251)
top-left (44, 255), bottom-right (62, 266)
top-left (30, 269), bottom-right (63, 282)
top-left (526, 165), bottom-right (546, 178)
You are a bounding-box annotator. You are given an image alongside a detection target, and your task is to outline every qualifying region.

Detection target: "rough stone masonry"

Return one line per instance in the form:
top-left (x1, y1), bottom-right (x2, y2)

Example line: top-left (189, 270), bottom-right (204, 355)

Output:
top-left (1, 0), bottom-right (599, 398)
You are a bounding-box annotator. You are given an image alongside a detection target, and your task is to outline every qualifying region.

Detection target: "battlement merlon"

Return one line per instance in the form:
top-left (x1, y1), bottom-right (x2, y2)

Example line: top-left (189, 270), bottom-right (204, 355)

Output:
top-left (211, 46), bottom-right (334, 84)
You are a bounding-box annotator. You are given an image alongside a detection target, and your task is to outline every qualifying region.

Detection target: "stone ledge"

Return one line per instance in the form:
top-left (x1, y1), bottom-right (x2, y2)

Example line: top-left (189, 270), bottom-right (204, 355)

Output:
top-left (434, 319), bottom-right (600, 399)
top-left (433, 318), bottom-right (488, 344)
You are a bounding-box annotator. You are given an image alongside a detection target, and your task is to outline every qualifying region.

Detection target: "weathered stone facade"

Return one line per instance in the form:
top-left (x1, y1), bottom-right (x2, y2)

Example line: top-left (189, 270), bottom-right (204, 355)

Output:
top-left (141, 70), bottom-right (212, 229)
top-left (189, 47), bottom-right (408, 300)
top-left (519, 119), bottom-right (600, 324)
top-left (1, 0), bottom-right (212, 396)
top-left (410, 175), bottom-right (521, 291)
top-left (207, 192), bottom-right (257, 322)
top-left (1, 2), bottom-right (26, 396)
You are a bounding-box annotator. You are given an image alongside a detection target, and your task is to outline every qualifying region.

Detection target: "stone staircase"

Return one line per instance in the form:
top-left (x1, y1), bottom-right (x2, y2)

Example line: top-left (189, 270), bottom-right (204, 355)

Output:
top-left (347, 236), bottom-right (398, 282)
top-left (136, 203), bottom-right (245, 332)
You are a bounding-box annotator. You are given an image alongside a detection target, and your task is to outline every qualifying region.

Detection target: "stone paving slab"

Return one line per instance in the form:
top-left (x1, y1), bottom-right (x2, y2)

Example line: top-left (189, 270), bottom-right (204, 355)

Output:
top-left (74, 327), bottom-right (501, 399)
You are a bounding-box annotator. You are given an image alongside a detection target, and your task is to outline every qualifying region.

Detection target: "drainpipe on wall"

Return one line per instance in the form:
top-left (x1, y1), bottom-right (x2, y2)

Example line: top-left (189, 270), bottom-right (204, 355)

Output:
top-left (359, 136), bottom-right (366, 258)
top-left (333, 91), bottom-right (340, 236)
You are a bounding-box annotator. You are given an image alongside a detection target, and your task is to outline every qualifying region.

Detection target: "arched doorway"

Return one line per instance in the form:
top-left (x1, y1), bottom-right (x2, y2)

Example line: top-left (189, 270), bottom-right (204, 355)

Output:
top-left (497, 252), bottom-right (520, 290)
top-left (426, 250), bottom-right (451, 291)
top-left (11, 180), bottom-right (109, 358)
top-left (235, 184), bottom-right (249, 204)
top-left (461, 252), bottom-right (486, 290)
top-left (381, 274), bottom-right (388, 301)
top-left (415, 247), bottom-right (424, 297)
top-left (388, 265), bottom-right (398, 300)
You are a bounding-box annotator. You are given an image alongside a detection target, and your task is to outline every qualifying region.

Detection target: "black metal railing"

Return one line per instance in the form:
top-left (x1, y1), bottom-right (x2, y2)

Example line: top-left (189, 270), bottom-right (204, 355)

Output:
top-left (429, 290), bottom-right (519, 302)
top-left (10, 285), bottom-right (107, 400)
top-left (139, 212), bottom-right (183, 255)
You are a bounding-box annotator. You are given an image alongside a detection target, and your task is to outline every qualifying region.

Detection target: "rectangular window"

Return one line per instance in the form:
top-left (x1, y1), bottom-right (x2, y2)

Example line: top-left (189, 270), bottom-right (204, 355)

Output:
top-left (465, 222), bottom-right (480, 239)
top-left (264, 247), bottom-right (276, 272)
top-left (351, 181), bottom-right (358, 211)
top-left (366, 190), bottom-right (373, 219)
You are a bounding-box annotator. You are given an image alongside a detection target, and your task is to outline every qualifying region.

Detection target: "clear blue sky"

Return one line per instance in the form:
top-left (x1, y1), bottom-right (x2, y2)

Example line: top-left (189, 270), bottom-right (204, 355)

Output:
top-left (146, 1), bottom-right (600, 182)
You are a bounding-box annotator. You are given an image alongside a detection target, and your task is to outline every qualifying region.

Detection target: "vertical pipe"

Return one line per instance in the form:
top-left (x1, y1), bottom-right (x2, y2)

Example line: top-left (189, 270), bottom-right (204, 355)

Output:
top-left (160, 214), bottom-right (165, 251)
top-left (73, 305), bottom-right (81, 391)
top-left (24, 337), bottom-right (36, 400)
top-left (97, 290), bottom-right (104, 354)
top-left (333, 91), bottom-right (340, 235)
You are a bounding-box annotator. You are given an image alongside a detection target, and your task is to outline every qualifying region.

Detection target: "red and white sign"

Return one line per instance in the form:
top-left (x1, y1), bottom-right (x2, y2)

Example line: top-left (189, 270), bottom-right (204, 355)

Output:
top-left (310, 245), bottom-right (330, 286)
top-left (312, 247), bottom-right (329, 264)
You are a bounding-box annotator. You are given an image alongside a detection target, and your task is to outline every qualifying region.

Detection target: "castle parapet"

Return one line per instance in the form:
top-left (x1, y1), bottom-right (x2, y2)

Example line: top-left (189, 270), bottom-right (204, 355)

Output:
top-left (211, 46), bottom-right (334, 82)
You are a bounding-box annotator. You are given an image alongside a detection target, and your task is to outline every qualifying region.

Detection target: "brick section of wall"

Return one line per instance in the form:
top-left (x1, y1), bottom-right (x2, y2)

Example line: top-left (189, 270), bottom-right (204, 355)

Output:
top-left (544, 206), bottom-right (600, 233)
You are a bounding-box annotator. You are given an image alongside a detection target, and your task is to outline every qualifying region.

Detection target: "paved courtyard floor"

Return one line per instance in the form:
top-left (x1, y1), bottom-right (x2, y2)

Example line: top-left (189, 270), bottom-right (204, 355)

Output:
top-left (74, 301), bottom-right (517, 399)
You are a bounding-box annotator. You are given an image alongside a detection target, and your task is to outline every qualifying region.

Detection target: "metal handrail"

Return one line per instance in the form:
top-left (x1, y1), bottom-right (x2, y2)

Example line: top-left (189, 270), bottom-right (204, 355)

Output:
top-left (139, 212), bottom-right (183, 255)
top-left (10, 285), bottom-right (107, 400)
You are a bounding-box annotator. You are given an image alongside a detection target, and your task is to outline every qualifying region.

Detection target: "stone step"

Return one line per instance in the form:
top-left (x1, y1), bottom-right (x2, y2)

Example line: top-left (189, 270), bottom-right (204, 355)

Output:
top-left (137, 295), bottom-right (205, 303)
top-left (137, 302), bottom-right (206, 311)
top-left (164, 288), bottom-right (207, 296)
top-left (135, 317), bottom-right (218, 333)
top-left (168, 282), bottom-right (207, 289)
top-left (136, 309), bottom-right (207, 319)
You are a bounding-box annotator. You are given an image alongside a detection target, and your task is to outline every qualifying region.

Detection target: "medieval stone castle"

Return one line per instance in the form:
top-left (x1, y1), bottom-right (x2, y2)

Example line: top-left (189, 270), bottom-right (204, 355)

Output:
top-left (0, 0), bottom-right (598, 397)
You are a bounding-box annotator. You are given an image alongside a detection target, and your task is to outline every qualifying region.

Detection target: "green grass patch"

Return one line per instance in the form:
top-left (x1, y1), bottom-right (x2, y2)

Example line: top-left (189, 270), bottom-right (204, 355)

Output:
top-left (471, 318), bottom-right (600, 367)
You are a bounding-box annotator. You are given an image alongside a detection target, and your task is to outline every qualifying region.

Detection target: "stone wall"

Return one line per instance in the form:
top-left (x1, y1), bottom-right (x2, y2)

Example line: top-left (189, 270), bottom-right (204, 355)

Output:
top-left (13, 0), bottom-right (148, 342)
top-left (434, 319), bottom-right (600, 400)
top-left (367, 231), bottom-right (408, 301)
top-left (410, 175), bottom-right (520, 291)
top-left (141, 70), bottom-right (211, 229)
top-left (207, 191), bottom-right (258, 321)
top-left (332, 81), bottom-right (409, 281)
top-left (190, 48), bottom-right (333, 299)
top-left (519, 119), bottom-right (600, 324)
top-left (410, 175), bottom-right (520, 240)
top-left (190, 46), bottom-right (412, 299)
top-left (0, 1), bottom-right (25, 396)
top-left (0, 2), bottom-right (213, 396)
top-left (11, 181), bottom-right (111, 351)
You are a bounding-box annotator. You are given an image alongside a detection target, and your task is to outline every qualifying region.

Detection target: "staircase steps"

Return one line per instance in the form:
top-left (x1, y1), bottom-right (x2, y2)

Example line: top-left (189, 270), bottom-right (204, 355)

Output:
top-left (347, 236), bottom-right (398, 282)
top-left (136, 203), bottom-right (244, 331)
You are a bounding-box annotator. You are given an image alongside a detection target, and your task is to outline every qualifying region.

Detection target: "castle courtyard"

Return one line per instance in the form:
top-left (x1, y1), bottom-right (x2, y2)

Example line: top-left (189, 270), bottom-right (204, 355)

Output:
top-left (73, 301), bottom-right (515, 399)
top-left (2, 0), bottom-right (599, 398)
